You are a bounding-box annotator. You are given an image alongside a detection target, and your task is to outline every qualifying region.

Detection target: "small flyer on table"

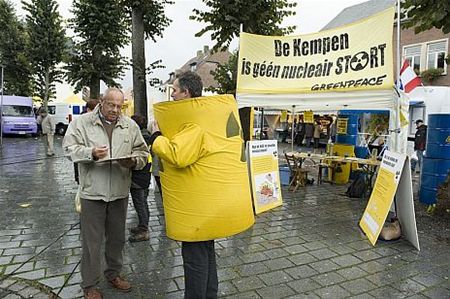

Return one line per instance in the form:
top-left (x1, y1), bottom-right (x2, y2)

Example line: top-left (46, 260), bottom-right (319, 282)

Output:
top-left (247, 140), bottom-right (283, 214)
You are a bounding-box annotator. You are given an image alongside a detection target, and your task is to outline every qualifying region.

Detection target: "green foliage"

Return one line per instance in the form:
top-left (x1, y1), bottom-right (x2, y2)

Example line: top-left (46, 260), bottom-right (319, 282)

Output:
top-left (146, 59), bottom-right (165, 87)
top-left (420, 68), bottom-right (444, 84)
top-left (121, 0), bottom-right (173, 41)
top-left (22, 0), bottom-right (66, 106)
top-left (65, 0), bottom-right (129, 98)
top-left (0, 0), bottom-right (33, 96)
top-left (206, 51), bottom-right (237, 95)
top-left (191, 0), bottom-right (297, 51)
top-left (402, 0), bottom-right (450, 34)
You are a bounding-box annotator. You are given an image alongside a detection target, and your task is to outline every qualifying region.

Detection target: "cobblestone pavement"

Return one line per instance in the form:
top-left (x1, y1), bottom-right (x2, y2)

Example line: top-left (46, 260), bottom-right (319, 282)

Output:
top-left (0, 136), bottom-right (449, 299)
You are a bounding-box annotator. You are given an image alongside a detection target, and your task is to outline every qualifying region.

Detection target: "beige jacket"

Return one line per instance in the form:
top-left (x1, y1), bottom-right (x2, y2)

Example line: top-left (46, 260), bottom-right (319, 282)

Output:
top-left (41, 114), bottom-right (56, 135)
top-left (62, 107), bottom-right (149, 201)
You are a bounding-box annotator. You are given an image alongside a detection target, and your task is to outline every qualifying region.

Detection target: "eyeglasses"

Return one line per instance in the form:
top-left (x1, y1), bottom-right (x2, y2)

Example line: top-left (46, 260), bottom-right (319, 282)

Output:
top-left (103, 101), bottom-right (123, 110)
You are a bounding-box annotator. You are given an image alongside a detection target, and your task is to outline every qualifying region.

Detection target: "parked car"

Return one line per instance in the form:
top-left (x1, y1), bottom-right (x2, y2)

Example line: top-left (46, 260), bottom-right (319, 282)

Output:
top-left (0, 96), bottom-right (37, 136)
top-left (47, 103), bottom-right (85, 135)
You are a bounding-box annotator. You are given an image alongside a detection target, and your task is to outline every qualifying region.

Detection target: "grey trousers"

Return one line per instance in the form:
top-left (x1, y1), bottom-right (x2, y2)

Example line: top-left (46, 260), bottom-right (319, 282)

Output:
top-left (80, 198), bottom-right (128, 289)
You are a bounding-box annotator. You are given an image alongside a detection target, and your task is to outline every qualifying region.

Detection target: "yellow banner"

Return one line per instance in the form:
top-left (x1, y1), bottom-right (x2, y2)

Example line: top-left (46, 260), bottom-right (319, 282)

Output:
top-left (237, 7), bottom-right (395, 94)
top-left (304, 111), bottom-right (314, 123)
top-left (336, 118), bottom-right (348, 134)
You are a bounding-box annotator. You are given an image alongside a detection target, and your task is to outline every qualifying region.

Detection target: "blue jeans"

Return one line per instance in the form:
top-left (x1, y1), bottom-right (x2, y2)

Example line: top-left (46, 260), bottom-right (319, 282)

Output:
top-left (182, 240), bottom-right (218, 299)
top-left (130, 188), bottom-right (149, 229)
top-left (416, 150), bottom-right (424, 171)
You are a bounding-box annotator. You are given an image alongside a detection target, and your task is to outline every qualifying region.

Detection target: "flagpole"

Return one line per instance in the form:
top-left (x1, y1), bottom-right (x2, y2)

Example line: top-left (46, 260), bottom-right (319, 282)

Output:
top-left (395, 0), bottom-right (401, 152)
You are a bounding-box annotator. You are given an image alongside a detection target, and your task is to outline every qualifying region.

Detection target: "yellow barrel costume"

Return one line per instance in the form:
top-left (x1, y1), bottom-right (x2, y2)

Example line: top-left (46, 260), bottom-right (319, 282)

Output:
top-left (152, 94), bottom-right (255, 242)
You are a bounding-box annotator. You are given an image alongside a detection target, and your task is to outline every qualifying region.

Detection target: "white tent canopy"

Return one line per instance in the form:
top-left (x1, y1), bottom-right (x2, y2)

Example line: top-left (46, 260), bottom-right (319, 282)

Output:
top-left (237, 89), bottom-right (398, 112)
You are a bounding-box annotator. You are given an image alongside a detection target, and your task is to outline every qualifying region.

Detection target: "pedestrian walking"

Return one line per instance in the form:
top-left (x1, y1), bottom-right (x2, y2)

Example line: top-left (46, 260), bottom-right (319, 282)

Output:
top-left (149, 71), bottom-right (254, 299)
top-left (39, 108), bottom-right (56, 156)
top-left (62, 88), bottom-right (149, 299)
top-left (129, 115), bottom-right (152, 242)
top-left (413, 119), bottom-right (427, 172)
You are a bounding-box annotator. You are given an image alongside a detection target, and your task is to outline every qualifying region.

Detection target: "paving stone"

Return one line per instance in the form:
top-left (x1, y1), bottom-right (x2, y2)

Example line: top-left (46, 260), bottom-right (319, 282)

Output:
top-left (352, 249), bottom-right (382, 261)
top-left (39, 275), bottom-right (66, 289)
top-left (337, 266), bottom-right (368, 280)
top-left (284, 244), bottom-right (308, 254)
top-left (314, 284), bottom-right (351, 299)
top-left (313, 272), bottom-right (347, 287)
top-left (331, 254), bottom-right (362, 267)
top-left (287, 252), bottom-right (318, 266)
top-left (0, 256), bottom-right (13, 266)
top-left (287, 278), bottom-right (321, 293)
top-left (411, 272), bottom-right (446, 287)
top-left (12, 269), bottom-right (46, 280)
top-left (232, 276), bottom-right (265, 292)
top-left (3, 294), bottom-right (21, 299)
top-left (391, 278), bottom-right (427, 297)
top-left (236, 262), bottom-right (270, 277)
top-left (422, 286), bottom-right (450, 298)
top-left (257, 270), bottom-right (292, 286)
top-left (309, 248), bottom-right (338, 260)
top-left (309, 259), bottom-right (341, 273)
top-left (284, 264), bottom-right (319, 279)
top-left (340, 277), bottom-right (377, 294)
top-left (256, 284), bottom-right (296, 298)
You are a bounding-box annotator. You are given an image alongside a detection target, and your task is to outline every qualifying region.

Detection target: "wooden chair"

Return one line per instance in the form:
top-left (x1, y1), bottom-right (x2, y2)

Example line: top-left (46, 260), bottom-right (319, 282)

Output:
top-left (285, 153), bottom-right (309, 191)
top-left (317, 162), bottom-right (335, 184)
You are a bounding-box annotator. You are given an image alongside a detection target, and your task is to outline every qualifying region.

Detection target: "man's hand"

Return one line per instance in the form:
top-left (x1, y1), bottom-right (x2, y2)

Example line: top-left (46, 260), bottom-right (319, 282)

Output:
top-left (92, 145), bottom-right (109, 160)
top-left (118, 157), bottom-right (136, 169)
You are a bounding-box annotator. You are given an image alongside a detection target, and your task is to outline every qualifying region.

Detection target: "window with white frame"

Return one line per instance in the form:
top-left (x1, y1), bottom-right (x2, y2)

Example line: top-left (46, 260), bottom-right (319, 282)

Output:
top-left (427, 41), bottom-right (447, 73)
top-left (403, 39), bottom-right (448, 75)
top-left (404, 45), bottom-right (421, 74)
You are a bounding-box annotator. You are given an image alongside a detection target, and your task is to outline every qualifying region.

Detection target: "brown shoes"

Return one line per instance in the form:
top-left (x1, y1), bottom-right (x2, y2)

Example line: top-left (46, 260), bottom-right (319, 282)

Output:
top-left (84, 288), bottom-right (102, 299)
top-left (129, 230), bottom-right (149, 242)
top-left (108, 276), bottom-right (132, 292)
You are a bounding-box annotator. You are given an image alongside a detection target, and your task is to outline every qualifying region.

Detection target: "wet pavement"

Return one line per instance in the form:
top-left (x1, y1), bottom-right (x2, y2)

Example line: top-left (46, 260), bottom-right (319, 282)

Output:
top-left (0, 136), bottom-right (449, 299)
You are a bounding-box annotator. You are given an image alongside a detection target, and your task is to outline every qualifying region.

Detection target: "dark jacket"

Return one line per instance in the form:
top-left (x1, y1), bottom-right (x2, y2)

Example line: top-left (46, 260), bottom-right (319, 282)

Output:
top-left (132, 129), bottom-right (152, 189)
top-left (414, 124), bottom-right (427, 151)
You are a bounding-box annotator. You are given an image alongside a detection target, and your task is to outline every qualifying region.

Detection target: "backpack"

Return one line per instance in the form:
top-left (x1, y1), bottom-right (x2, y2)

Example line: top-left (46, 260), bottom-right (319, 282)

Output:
top-left (346, 175), bottom-right (366, 198)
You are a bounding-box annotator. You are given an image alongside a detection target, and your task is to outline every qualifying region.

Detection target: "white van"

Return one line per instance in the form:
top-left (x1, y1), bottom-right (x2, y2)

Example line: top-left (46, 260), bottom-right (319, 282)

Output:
top-left (47, 103), bottom-right (85, 135)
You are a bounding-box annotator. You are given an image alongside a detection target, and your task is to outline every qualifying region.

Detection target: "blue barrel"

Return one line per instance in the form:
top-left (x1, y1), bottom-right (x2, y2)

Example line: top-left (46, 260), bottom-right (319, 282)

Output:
top-left (425, 114), bottom-right (450, 159)
top-left (355, 146), bottom-right (370, 158)
top-left (420, 156), bottom-right (450, 204)
top-left (336, 113), bottom-right (359, 145)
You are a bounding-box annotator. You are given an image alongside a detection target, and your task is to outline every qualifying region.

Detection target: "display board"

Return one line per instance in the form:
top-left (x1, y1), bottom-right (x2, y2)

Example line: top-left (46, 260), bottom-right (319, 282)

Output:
top-left (359, 150), bottom-right (419, 250)
top-left (247, 140), bottom-right (283, 214)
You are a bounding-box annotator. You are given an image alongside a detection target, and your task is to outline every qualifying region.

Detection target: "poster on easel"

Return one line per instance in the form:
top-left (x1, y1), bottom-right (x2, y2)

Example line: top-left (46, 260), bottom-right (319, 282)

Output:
top-left (247, 140), bottom-right (283, 214)
top-left (359, 150), bottom-right (419, 250)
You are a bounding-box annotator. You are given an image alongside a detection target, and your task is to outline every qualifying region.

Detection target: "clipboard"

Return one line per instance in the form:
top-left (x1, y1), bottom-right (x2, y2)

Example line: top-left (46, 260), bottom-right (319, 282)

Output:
top-left (96, 155), bottom-right (140, 163)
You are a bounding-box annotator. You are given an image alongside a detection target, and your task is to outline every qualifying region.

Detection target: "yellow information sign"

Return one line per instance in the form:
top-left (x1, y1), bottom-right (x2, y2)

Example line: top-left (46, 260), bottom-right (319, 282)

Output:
top-left (280, 110), bottom-right (288, 122)
top-left (248, 140), bottom-right (283, 214)
top-left (359, 151), bottom-right (407, 246)
top-left (304, 111), bottom-right (314, 124)
top-left (336, 118), bottom-right (348, 134)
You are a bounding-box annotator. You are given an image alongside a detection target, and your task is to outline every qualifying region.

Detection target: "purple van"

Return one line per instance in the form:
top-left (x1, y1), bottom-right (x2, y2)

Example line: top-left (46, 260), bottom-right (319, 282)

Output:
top-left (1, 96), bottom-right (37, 135)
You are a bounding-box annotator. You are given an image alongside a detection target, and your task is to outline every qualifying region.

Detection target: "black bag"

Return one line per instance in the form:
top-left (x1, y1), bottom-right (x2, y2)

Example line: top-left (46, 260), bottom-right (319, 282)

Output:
top-left (346, 175), bottom-right (366, 198)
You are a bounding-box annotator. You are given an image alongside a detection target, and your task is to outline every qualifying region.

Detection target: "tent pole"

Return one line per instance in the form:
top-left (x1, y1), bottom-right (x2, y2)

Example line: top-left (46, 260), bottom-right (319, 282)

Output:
top-left (394, 0), bottom-right (401, 152)
top-left (260, 107), bottom-right (264, 140)
top-left (291, 105), bottom-right (295, 152)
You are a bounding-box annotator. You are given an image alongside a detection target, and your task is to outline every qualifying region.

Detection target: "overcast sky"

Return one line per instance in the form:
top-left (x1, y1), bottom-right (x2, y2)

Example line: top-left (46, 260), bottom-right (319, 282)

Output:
top-left (12, 0), bottom-right (367, 100)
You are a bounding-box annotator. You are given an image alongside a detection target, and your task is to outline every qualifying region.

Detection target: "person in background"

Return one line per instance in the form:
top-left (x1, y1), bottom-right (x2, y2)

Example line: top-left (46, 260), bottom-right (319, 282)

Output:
top-left (313, 119), bottom-right (321, 150)
top-left (295, 118), bottom-right (305, 147)
top-left (151, 152), bottom-right (162, 196)
top-left (413, 119), bottom-right (427, 172)
top-left (40, 108), bottom-right (56, 156)
top-left (63, 88), bottom-right (148, 299)
top-left (304, 122), bottom-right (314, 148)
top-left (129, 115), bottom-right (152, 242)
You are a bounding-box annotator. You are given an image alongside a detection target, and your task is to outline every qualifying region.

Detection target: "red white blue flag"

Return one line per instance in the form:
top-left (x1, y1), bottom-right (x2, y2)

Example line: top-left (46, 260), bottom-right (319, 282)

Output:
top-left (399, 60), bottom-right (422, 93)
